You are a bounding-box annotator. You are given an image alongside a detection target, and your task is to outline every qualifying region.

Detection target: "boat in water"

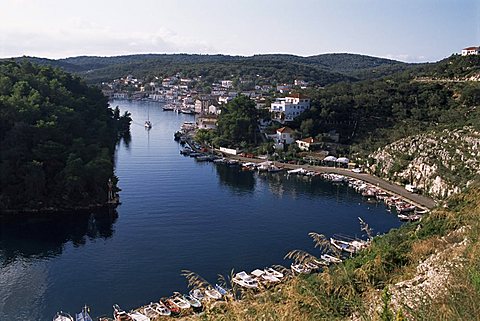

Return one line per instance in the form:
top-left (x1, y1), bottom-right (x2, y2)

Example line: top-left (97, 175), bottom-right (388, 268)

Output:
top-left (183, 294), bottom-right (203, 311)
top-left (232, 271), bottom-right (259, 289)
top-left (170, 293), bottom-right (191, 310)
top-left (127, 311), bottom-right (150, 321)
top-left (144, 120), bottom-right (152, 129)
top-left (204, 286), bottom-right (222, 300)
top-left (113, 304), bottom-right (134, 321)
top-left (75, 306), bottom-right (93, 321)
top-left (290, 263), bottom-right (312, 274)
top-left (53, 312), bottom-right (74, 321)
top-left (321, 254), bottom-right (343, 264)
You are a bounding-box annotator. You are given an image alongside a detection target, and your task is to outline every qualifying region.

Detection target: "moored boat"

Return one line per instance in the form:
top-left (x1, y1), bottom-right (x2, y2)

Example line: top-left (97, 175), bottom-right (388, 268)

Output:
top-left (204, 286), bottom-right (222, 300)
top-left (232, 271), bottom-right (259, 289)
top-left (170, 292), bottom-right (191, 310)
top-left (53, 312), bottom-right (74, 321)
top-left (75, 305), bottom-right (93, 321)
top-left (321, 254), bottom-right (343, 264)
top-left (189, 288), bottom-right (205, 301)
top-left (183, 294), bottom-right (203, 312)
top-left (113, 304), bottom-right (134, 321)
top-left (127, 311), bottom-right (150, 321)
top-left (290, 263), bottom-right (311, 274)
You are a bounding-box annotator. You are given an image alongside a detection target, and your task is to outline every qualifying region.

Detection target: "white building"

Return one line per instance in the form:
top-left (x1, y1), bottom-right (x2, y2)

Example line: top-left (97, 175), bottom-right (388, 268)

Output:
top-left (273, 127), bottom-right (295, 149)
top-left (270, 93), bottom-right (311, 123)
top-left (296, 137), bottom-right (320, 151)
top-left (462, 46), bottom-right (480, 56)
top-left (221, 80), bottom-right (233, 88)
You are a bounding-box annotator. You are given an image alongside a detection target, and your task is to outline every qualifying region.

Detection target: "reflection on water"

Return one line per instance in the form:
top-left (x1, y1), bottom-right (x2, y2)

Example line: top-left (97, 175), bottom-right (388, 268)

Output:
top-left (215, 164), bottom-right (256, 192)
top-left (0, 209), bottom-right (118, 267)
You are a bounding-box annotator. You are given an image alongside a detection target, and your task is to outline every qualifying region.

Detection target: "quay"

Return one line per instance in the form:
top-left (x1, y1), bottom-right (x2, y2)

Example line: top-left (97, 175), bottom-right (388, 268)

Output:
top-left (182, 137), bottom-right (436, 210)
top-left (227, 154), bottom-right (436, 210)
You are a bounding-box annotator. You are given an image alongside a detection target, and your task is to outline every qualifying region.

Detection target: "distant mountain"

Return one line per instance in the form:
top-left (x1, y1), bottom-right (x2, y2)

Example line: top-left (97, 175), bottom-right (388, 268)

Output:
top-left (5, 53), bottom-right (412, 85)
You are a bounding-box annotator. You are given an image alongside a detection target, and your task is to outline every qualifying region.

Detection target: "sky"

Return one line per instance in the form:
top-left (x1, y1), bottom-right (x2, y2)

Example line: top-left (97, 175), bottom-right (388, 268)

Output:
top-left (0, 0), bottom-right (478, 62)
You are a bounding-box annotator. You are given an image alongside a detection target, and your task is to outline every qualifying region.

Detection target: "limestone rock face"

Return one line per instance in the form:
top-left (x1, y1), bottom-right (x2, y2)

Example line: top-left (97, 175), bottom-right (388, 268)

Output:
top-left (369, 127), bottom-right (480, 199)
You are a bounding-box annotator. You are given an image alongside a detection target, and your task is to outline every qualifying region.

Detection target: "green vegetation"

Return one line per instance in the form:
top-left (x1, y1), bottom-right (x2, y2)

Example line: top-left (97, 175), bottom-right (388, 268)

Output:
top-left (291, 55), bottom-right (480, 156)
top-left (8, 53), bottom-right (409, 85)
top-left (0, 61), bottom-right (131, 212)
top-left (196, 95), bottom-right (267, 149)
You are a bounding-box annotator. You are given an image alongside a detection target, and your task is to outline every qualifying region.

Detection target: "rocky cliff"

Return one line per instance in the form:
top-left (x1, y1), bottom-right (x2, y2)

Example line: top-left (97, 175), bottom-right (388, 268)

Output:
top-left (369, 127), bottom-right (480, 199)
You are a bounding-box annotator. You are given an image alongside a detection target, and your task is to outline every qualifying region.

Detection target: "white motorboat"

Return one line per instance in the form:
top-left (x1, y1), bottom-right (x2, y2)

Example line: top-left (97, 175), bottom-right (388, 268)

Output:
top-left (75, 305), bottom-right (93, 321)
top-left (264, 267), bottom-right (284, 279)
top-left (287, 168), bottom-right (307, 175)
top-left (183, 294), bottom-right (202, 311)
top-left (170, 293), bottom-right (191, 309)
top-left (142, 304), bottom-right (162, 319)
top-left (128, 311), bottom-right (150, 321)
top-left (204, 287), bottom-right (222, 300)
top-left (189, 288), bottom-right (205, 301)
top-left (53, 312), bottom-right (74, 321)
top-left (232, 271), bottom-right (259, 289)
top-left (291, 263), bottom-right (311, 274)
top-left (321, 254), bottom-right (343, 264)
top-left (152, 302), bottom-right (171, 316)
top-left (330, 237), bottom-right (368, 254)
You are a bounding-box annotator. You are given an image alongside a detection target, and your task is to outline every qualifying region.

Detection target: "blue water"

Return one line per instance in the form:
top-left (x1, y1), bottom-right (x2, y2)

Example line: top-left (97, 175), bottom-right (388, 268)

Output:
top-left (0, 100), bottom-right (401, 321)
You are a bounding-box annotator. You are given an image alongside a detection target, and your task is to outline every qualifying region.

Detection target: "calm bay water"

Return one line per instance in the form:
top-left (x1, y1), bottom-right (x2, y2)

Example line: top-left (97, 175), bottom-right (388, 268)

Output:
top-left (0, 100), bottom-right (401, 321)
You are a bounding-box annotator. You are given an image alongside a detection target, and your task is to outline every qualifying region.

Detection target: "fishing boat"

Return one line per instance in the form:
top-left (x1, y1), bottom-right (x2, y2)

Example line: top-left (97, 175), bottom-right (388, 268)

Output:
top-left (189, 288), bottom-right (205, 301)
top-left (144, 120), bottom-right (152, 129)
top-left (53, 312), bottom-right (74, 321)
top-left (152, 302), bottom-right (171, 316)
top-left (205, 286), bottom-right (222, 300)
top-left (142, 303), bottom-right (162, 319)
top-left (183, 294), bottom-right (203, 312)
top-left (75, 305), bottom-right (93, 321)
top-left (127, 311), bottom-right (150, 321)
top-left (162, 299), bottom-right (181, 316)
top-left (251, 269), bottom-right (281, 284)
top-left (267, 165), bottom-right (284, 173)
top-left (232, 271), bottom-right (259, 289)
top-left (290, 263), bottom-right (311, 274)
top-left (113, 304), bottom-right (134, 321)
top-left (264, 267), bottom-right (284, 279)
top-left (321, 254), bottom-right (343, 264)
top-left (287, 168), bottom-right (307, 175)
top-left (330, 237), bottom-right (368, 254)
top-left (170, 293), bottom-right (191, 310)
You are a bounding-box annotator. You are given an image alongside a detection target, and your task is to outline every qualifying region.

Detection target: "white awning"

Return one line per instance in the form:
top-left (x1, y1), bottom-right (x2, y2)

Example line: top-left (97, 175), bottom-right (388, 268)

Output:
top-left (336, 157), bottom-right (349, 164)
top-left (323, 156), bottom-right (337, 162)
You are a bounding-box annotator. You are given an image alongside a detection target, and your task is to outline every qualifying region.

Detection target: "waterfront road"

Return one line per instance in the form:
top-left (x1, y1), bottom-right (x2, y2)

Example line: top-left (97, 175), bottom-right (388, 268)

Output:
top-left (229, 155), bottom-right (437, 210)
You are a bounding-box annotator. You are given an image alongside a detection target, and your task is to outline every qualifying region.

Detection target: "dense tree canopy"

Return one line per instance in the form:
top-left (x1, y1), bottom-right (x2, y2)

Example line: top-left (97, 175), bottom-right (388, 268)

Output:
top-left (0, 61), bottom-right (131, 212)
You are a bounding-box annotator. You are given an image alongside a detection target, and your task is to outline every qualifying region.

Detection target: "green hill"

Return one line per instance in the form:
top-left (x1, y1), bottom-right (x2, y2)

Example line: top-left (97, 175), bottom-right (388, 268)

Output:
top-left (0, 61), bottom-right (131, 213)
top-left (5, 53), bottom-right (409, 85)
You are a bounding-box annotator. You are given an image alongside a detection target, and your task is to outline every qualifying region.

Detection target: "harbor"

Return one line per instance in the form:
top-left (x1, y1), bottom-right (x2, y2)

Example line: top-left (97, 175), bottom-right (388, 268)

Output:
top-left (0, 101), bottom-right (405, 321)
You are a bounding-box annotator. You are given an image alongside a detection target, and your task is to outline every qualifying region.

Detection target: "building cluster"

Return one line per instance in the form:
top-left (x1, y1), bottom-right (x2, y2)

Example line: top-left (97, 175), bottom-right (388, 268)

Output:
top-left (102, 73), bottom-right (313, 126)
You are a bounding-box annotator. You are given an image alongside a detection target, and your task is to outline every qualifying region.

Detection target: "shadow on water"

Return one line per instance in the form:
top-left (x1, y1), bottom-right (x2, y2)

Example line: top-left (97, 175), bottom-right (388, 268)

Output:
top-left (215, 164), bottom-right (256, 193)
top-left (0, 209), bottom-right (118, 267)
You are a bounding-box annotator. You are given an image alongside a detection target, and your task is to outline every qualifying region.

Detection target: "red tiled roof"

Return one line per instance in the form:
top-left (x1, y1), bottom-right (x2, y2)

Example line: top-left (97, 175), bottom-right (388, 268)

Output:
top-left (300, 137), bottom-right (315, 143)
top-left (463, 46), bottom-right (479, 50)
top-left (277, 127), bottom-right (294, 133)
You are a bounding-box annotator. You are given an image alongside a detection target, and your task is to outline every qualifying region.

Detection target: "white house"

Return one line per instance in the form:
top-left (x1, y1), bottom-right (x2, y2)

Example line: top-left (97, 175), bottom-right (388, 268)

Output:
top-left (296, 137), bottom-right (321, 151)
top-left (221, 80), bottom-right (233, 88)
top-left (273, 127), bottom-right (295, 149)
top-left (462, 46), bottom-right (480, 56)
top-left (270, 93), bottom-right (311, 123)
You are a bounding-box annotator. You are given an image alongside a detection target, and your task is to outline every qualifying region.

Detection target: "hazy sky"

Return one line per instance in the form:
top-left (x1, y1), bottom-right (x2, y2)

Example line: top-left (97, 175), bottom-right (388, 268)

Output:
top-left (1, 0), bottom-right (478, 62)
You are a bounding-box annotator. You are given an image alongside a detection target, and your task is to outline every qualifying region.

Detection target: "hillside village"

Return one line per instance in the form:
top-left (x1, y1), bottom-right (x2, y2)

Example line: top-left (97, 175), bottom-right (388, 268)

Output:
top-left (101, 74), bottom-right (342, 158)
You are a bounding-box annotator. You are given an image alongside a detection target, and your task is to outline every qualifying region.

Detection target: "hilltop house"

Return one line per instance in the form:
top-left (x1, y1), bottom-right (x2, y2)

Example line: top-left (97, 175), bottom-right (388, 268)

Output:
top-left (270, 93), bottom-right (311, 123)
top-left (462, 46), bottom-right (480, 56)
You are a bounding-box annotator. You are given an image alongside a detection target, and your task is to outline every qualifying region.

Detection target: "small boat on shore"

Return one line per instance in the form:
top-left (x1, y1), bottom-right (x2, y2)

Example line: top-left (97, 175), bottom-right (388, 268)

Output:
top-left (127, 311), bottom-right (149, 321)
top-left (189, 288), bottom-right (205, 301)
top-left (162, 299), bottom-right (181, 316)
top-left (53, 312), bottom-right (74, 321)
top-left (321, 254), bottom-right (343, 264)
top-left (170, 293), bottom-right (191, 310)
top-left (205, 286), bottom-right (222, 300)
top-left (113, 304), bottom-right (134, 321)
top-left (232, 271), bottom-right (259, 289)
top-left (330, 237), bottom-right (368, 254)
top-left (287, 168), bottom-right (307, 175)
top-left (183, 294), bottom-right (202, 312)
top-left (264, 267), bottom-right (284, 279)
top-left (291, 263), bottom-right (312, 274)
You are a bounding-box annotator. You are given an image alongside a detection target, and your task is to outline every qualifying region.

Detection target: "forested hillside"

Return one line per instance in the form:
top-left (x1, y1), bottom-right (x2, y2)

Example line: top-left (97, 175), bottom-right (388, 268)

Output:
top-left (7, 53), bottom-right (409, 85)
top-left (0, 61), bottom-right (131, 212)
